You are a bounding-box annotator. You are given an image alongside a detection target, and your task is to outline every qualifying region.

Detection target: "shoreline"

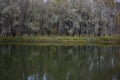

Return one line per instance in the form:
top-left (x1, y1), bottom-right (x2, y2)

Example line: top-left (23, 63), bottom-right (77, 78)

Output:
top-left (0, 36), bottom-right (119, 46)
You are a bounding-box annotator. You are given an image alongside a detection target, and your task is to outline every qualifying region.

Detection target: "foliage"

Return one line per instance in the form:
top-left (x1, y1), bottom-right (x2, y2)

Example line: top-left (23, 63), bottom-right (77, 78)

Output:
top-left (0, 0), bottom-right (119, 37)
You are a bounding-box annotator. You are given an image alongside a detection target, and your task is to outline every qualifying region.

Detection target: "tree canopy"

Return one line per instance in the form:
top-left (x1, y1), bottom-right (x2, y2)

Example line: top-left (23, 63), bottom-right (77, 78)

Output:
top-left (0, 0), bottom-right (120, 37)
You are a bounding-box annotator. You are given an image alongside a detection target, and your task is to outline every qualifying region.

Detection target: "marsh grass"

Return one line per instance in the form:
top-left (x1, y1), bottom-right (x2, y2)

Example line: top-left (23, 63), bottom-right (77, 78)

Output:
top-left (0, 36), bottom-right (119, 45)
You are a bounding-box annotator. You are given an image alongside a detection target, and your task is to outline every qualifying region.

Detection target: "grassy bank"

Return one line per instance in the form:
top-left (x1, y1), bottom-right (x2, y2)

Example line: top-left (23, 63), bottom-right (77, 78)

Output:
top-left (0, 36), bottom-right (119, 45)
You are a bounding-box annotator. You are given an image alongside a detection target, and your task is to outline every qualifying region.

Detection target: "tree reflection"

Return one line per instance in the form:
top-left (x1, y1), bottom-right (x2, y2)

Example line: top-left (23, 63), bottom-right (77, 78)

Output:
top-left (0, 45), bottom-right (120, 80)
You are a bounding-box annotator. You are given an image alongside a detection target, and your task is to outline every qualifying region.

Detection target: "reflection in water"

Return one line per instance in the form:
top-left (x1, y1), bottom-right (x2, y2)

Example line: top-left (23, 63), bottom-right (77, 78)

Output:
top-left (43, 73), bottom-right (47, 80)
top-left (0, 45), bottom-right (120, 80)
top-left (28, 74), bottom-right (39, 80)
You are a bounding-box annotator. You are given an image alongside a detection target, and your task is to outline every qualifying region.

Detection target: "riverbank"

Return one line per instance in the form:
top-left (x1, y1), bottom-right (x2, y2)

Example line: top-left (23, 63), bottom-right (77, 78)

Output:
top-left (0, 36), bottom-right (119, 45)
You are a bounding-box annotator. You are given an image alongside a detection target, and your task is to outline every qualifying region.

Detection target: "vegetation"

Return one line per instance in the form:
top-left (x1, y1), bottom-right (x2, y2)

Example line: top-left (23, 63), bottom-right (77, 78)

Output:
top-left (0, 36), bottom-right (119, 45)
top-left (0, 0), bottom-right (120, 38)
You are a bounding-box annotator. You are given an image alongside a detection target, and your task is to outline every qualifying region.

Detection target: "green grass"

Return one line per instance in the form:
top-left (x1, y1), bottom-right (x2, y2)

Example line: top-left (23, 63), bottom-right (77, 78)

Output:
top-left (0, 36), bottom-right (119, 45)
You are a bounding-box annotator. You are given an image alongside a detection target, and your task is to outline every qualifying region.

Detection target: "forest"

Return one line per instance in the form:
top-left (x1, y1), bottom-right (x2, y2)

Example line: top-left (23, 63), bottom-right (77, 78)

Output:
top-left (0, 1), bottom-right (120, 80)
top-left (0, 0), bottom-right (120, 37)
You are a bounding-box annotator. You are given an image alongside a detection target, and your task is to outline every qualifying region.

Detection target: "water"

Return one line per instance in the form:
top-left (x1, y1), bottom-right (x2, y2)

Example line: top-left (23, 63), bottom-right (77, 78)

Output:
top-left (0, 44), bottom-right (120, 80)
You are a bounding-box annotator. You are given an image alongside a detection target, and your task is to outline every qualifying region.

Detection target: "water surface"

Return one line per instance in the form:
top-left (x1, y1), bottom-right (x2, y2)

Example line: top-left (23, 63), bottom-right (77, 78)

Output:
top-left (0, 44), bottom-right (120, 80)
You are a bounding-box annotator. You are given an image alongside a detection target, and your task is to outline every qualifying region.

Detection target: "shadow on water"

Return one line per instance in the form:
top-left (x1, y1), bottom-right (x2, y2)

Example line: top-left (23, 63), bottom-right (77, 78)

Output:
top-left (0, 44), bottom-right (120, 80)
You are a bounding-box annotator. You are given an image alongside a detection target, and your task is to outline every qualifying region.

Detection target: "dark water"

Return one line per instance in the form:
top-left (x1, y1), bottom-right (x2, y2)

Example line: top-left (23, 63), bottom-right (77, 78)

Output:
top-left (0, 45), bottom-right (120, 80)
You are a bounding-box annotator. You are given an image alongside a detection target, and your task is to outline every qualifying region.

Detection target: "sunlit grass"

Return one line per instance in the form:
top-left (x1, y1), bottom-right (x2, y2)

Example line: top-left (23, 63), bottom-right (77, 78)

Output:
top-left (0, 36), bottom-right (119, 45)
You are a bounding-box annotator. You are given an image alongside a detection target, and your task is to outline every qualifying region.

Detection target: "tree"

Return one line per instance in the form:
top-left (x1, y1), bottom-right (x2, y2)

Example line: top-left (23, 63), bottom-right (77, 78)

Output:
top-left (2, 3), bottom-right (21, 37)
top-left (0, 0), bottom-right (119, 37)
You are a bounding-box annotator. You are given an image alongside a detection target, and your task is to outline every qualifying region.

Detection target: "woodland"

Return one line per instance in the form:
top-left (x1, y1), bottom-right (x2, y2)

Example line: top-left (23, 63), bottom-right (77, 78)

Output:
top-left (0, 0), bottom-right (120, 37)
